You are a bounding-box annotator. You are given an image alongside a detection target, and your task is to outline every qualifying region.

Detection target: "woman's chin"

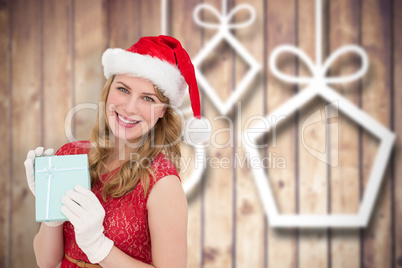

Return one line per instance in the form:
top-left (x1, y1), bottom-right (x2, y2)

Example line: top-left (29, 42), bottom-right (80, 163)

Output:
top-left (107, 123), bottom-right (147, 147)
top-left (111, 133), bottom-right (143, 147)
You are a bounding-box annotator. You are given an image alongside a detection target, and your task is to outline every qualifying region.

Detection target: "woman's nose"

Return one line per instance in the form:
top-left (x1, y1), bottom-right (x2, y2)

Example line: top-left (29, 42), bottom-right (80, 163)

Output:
top-left (124, 96), bottom-right (139, 114)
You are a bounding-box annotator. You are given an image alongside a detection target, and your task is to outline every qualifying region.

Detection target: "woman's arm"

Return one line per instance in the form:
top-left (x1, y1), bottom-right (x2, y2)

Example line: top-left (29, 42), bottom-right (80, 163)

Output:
top-left (33, 223), bottom-right (64, 268)
top-left (24, 147), bottom-right (64, 268)
top-left (99, 175), bottom-right (188, 268)
top-left (147, 175), bottom-right (188, 267)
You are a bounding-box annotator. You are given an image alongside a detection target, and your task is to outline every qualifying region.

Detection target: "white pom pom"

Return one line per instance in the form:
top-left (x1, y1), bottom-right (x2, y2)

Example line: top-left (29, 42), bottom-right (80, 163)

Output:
top-left (183, 117), bottom-right (211, 145)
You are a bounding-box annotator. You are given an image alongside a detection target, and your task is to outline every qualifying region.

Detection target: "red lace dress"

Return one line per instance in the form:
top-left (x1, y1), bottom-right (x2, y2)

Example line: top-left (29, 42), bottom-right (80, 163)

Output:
top-left (55, 141), bottom-right (180, 267)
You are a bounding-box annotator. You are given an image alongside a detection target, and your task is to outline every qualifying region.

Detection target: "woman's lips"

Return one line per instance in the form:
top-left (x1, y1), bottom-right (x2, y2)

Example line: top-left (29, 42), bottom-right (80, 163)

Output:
top-left (115, 112), bottom-right (140, 128)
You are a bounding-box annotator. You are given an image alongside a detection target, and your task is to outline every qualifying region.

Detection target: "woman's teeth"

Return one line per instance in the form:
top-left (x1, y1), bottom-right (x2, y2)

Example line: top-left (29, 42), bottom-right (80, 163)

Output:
top-left (117, 114), bottom-right (139, 124)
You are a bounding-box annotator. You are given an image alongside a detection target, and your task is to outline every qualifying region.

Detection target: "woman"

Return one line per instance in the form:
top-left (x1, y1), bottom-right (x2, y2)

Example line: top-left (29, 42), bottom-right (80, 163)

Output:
top-left (24, 35), bottom-right (209, 267)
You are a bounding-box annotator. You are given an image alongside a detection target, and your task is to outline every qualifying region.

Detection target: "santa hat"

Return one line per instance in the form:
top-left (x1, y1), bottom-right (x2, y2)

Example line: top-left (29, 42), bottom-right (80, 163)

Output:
top-left (102, 35), bottom-right (210, 144)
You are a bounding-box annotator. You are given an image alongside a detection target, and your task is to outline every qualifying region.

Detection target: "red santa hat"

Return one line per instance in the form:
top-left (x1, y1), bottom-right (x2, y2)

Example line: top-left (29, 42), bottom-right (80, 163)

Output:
top-left (102, 35), bottom-right (210, 144)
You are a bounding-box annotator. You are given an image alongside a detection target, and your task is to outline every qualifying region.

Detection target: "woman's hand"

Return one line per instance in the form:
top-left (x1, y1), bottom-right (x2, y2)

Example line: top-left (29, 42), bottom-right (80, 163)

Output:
top-left (24, 147), bottom-right (64, 227)
top-left (61, 185), bottom-right (114, 264)
top-left (24, 147), bottom-right (54, 196)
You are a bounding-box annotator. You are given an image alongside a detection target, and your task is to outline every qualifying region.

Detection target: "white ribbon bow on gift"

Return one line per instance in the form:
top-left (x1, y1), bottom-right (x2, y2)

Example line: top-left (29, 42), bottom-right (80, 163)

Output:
top-left (36, 157), bottom-right (87, 220)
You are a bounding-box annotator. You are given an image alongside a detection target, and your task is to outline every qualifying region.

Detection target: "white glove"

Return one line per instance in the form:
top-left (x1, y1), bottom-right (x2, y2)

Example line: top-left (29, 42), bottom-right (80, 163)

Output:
top-left (24, 147), bottom-right (63, 227)
top-left (61, 185), bottom-right (114, 264)
top-left (24, 147), bottom-right (54, 196)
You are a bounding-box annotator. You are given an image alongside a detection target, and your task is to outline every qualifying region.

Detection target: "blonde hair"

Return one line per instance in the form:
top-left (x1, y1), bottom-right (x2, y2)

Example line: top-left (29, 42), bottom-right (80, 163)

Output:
top-left (88, 75), bottom-right (182, 200)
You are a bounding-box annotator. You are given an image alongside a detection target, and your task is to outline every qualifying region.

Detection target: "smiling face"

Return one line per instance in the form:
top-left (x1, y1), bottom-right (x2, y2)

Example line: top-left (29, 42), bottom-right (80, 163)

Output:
top-left (105, 74), bottom-right (167, 144)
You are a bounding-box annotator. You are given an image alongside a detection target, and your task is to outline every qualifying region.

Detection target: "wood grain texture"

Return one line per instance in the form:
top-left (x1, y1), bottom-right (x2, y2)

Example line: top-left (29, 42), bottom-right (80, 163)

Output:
top-left (0, 0), bottom-right (11, 266)
top-left (73, 0), bottom-right (107, 142)
top-left (170, 0), bottom-right (203, 267)
top-left (234, 0), bottom-right (265, 267)
top-left (0, 0), bottom-right (400, 267)
top-left (328, 0), bottom-right (360, 267)
top-left (361, 0), bottom-right (392, 267)
top-left (266, 0), bottom-right (298, 267)
top-left (201, 0), bottom-right (235, 266)
top-left (140, 0), bottom-right (162, 37)
top-left (108, 0), bottom-right (141, 49)
top-left (10, 0), bottom-right (42, 266)
top-left (43, 0), bottom-right (73, 151)
top-left (393, 0), bottom-right (402, 266)
top-left (297, 1), bottom-right (329, 267)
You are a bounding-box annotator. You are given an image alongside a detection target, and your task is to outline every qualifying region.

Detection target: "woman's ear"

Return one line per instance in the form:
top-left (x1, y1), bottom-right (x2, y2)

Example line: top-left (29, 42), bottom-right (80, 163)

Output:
top-left (160, 106), bottom-right (167, 118)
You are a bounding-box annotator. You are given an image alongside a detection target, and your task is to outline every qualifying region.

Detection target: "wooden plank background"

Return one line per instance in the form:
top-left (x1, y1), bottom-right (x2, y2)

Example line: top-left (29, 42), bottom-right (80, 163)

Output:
top-left (0, 0), bottom-right (401, 267)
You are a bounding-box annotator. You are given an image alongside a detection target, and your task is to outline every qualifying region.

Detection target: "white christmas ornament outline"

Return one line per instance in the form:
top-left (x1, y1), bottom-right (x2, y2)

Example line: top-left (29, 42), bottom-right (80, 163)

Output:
top-left (190, 0), bottom-right (261, 115)
top-left (180, 140), bottom-right (207, 196)
top-left (244, 0), bottom-right (395, 228)
top-left (160, 0), bottom-right (208, 196)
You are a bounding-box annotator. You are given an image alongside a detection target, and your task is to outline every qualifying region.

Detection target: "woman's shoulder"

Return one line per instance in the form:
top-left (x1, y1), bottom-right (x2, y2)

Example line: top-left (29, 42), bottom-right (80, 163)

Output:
top-left (55, 140), bottom-right (91, 156)
top-left (143, 153), bottom-right (181, 201)
top-left (150, 153), bottom-right (181, 182)
top-left (152, 153), bottom-right (177, 170)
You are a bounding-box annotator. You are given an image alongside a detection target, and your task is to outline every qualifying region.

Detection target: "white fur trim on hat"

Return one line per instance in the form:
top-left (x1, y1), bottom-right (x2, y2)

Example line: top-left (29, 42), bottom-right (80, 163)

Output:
top-left (183, 116), bottom-right (211, 145)
top-left (102, 48), bottom-right (187, 107)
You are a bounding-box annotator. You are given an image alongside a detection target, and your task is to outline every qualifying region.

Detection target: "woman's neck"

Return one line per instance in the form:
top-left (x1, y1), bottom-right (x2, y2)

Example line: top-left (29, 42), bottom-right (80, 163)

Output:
top-left (105, 135), bottom-right (145, 171)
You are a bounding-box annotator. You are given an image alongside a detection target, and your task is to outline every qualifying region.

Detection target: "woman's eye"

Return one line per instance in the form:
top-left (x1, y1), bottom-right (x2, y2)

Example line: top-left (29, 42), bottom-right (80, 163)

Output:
top-left (144, 96), bottom-right (154, 102)
top-left (117, 87), bottom-right (128, 93)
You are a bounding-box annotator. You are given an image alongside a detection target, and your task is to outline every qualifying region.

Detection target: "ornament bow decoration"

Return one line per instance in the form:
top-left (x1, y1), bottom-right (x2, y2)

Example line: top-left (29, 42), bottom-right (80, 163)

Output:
top-left (193, 1), bottom-right (256, 31)
top-left (269, 0), bottom-right (368, 86)
top-left (269, 44), bottom-right (369, 86)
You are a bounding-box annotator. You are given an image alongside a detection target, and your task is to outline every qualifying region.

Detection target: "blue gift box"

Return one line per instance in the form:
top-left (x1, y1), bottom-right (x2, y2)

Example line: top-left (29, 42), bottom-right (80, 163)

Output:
top-left (35, 154), bottom-right (91, 222)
